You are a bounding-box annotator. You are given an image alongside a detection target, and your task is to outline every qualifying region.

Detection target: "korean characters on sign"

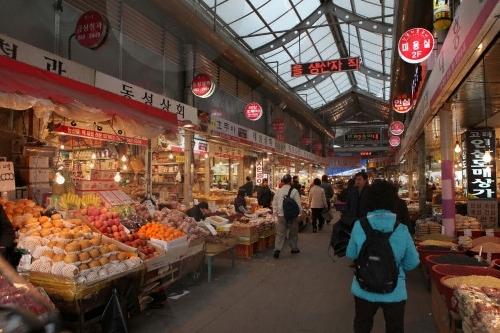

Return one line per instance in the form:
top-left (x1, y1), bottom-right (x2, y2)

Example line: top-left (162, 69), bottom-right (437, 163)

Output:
top-left (244, 102), bottom-right (263, 121)
top-left (398, 28), bottom-right (434, 64)
top-left (271, 118), bottom-right (285, 133)
top-left (389, 136), bottom-right (401, 147)
top-left (464, 130), bottom-right (497, 199)
top-left (392, 93), bottom-right (413, 113)
top-left (389, 121), bottom-right (405, 136)
top-left (191, 73), bottom-right (215, 98)
top-left (74, 11), bottom-right (109, 50)
top-left (290, 57), bottom-right (360, 77)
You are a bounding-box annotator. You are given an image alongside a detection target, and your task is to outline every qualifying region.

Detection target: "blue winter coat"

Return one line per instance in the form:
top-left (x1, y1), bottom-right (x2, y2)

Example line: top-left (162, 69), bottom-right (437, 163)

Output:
top-left (346, 210), bottom-right (419, 303)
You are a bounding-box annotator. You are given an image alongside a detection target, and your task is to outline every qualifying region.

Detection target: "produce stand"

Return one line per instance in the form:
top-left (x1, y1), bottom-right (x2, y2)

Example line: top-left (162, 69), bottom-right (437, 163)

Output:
top-left (29, 264), bottom-right (144, 331)
top-left (205, 245), bottom-right (235, 282)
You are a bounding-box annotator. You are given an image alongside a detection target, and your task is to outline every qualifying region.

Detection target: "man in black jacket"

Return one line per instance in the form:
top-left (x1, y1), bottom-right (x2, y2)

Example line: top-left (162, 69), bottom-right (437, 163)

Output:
top-left (185, 201), bottom-right (210, 222)
top-left (256, 178), bottom-right (274, 208)
top-left (240, 176), bottom-right (254, 197)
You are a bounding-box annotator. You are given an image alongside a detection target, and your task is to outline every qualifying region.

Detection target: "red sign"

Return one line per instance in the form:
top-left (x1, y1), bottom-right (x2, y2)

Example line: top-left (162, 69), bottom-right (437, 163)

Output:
top-left (75, 11), bottom-right (109, 50)
top-left (301, 134), bottom-right (311, 145)
top-left (244, 102), bottom-right (263, 121)
top-left (56, 125), bottom-right (148, 146)
top-left (291, 57), bottom-right (360, 77)
top-left (271, 118), bottom-right (285, 133)
top-left (312, 141), bottom-right (322, 151)
top-left (398, 28), bottom-right (434, 64)
top-left (327, 148), bottom-right (335, 157)
top-left (389, 121), bottom-right (405, 135)
top-left (275, 132), bottom-right (285, 141)
top-left (191, 73), bottom-right (214, 98)
top-left (389, 136), bottom-right (401, 147)
top-left (392, 93), bottom-right (412, 113)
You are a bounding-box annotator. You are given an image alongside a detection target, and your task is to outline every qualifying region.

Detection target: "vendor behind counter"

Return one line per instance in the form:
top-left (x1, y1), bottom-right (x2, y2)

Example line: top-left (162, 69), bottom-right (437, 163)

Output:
top-left (185, 201), bottom-right (210, 222)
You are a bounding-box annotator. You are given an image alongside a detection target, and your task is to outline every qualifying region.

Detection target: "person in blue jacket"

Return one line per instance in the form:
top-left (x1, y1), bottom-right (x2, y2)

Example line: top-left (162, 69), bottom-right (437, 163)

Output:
top-left (346, 179), bottom-right (419, 333)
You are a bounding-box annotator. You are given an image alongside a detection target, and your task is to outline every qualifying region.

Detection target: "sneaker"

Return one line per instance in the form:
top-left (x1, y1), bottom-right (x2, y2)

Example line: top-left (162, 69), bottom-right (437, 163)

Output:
top-left (273, 250), bottom-right (280, 259)
top-left (291, 249), bottom-right (300, 254)
top-left (313, 228), bottom-right (317, 233)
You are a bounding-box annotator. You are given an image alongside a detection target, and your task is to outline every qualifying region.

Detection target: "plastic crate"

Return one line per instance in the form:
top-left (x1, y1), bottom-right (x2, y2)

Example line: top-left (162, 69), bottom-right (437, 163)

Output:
top-left (233, 244), bottom-right (253, 258)
top-left (253, 238), bottom-right (267, 252)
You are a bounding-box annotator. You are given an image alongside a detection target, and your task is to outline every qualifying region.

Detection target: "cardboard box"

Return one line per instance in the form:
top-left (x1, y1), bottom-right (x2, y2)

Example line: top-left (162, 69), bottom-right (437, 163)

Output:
top-left (97, 191), bottom-right (123, 207)
top-left (74, 180), bottom-right (101, 191)
top-left (17, 168), bottom-right (51, 184)
top-left (231, 224), bottom-right (257, 238)
top-left (91, 169), bottom-right (114, 180)
top-left (100, 181), bottom-right (115, 190)
top-left (239, 234), bottom-right (258, 245)
top-left (111, 190), bottom-right (134, 204)
top-left (13, 155), bottom-right (49, 168)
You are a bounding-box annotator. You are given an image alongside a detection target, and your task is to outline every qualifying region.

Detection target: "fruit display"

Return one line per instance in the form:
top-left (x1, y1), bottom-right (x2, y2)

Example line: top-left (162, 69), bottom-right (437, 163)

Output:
top-left (119, 232), bottom-right (160, 260)
top-left (120, 214), bottom-right (147, 231)
top-left (16, 215), bottom-right (143, 283)
top-left (132, 203), bottom-right (152, 221)
top-left (57, 193), bottom-right (81, 211)
top-left (110, 205), bottom-right (136, 220)
top-left (139, 222), bottom-right (186, 242)
top-left (80, 193), bottom-right (101, 209)
top-left (81, 206), bottom-right (122, 238)
top-left (1, 199), bottom-right (43, 229)
top-left (0, 275), bottom-right (55, 315)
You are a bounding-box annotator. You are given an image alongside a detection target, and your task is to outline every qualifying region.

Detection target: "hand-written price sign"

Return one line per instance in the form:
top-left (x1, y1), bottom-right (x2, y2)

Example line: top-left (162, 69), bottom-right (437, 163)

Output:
top-left (291, 57), bottom-right (360, 77)
top-left (0, 162), bottom-right (15, 192)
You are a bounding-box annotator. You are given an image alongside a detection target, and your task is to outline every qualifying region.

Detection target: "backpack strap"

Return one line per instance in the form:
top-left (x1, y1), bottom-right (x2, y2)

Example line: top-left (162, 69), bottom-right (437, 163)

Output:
top-left (287, 187), bottom-right (294, 197)
top-left (359, 217), bottom-right (399, 237)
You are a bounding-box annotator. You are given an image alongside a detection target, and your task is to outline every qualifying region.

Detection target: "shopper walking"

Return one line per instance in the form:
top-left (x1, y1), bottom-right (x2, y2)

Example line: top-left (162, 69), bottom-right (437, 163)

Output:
top-left (320, 175), bottom-right (334, 222)
top-left (346, 180), bottom-right (419, 333)
top-left (308, 178), bottom-right (327, 233)
top-left (272, 174), bottom-right (302, 259)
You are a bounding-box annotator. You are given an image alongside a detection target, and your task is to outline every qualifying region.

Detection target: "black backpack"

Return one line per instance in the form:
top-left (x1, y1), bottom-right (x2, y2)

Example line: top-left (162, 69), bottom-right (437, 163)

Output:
top-left (283, 187), bottom-right (300, 222)
top-left (354, 217), bottom-right (400, 294)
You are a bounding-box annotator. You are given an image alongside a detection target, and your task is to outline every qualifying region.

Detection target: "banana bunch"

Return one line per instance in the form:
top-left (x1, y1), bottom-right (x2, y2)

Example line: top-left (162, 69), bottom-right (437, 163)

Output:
top-left (60, 193), bottom-right (81, 211)
top-left (81, 193), bottom-right (101, 208)
top-left (58, 195), bottom-right (68, 211)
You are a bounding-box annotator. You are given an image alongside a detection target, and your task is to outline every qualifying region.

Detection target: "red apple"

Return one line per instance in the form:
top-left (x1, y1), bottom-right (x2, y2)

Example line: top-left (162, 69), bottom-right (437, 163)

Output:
top-left (87, 216), bottom-right (95, 222)
top-left (99, 226), bottom-right (107, 233)
top-left (100, 208), bottom-right (108, 214)
top-left (106, 226), bottom-right (112, 233)
top-left (111, 212), bottom-right (119, 219)
top-left (118, 225), bottom-right (124, 231)
top-left (105, 212), bottom-right (112, 219)
top-left (102, 220), bottom-right (108, 227)
top-left (88, 205), bottom-right (95, 210)
top-left (94, 221), bottom-right (103, 228)
top-left (111, 225), bottom-right (118, 232)
top-left (91, 209), bottom-right (100, 216)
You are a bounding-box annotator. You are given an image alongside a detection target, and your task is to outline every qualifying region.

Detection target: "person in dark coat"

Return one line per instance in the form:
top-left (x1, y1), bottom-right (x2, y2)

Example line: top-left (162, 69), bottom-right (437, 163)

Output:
top-left (345, 171), bottom-right (370, 224)
top-left (185, 201), bottom-right (210, 222)
top-left (234, 189), bottom-right (250, 213)
top-left (256, 178), bottom-right (273, 208)
top-left (320, 175), bottom-right (334, 209)
top-left (291, 175), bottom-right (302, 192)
top-left (240, 176), bottom-right (254, 197)
top-left (0, 206), bottom-right (15, 259)
top-left (338, 178), bottom-right (355, 203)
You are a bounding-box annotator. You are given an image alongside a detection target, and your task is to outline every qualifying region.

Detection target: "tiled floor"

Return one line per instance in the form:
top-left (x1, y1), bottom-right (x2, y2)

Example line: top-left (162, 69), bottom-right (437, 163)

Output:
top-left (127, 212), bottom-right (438, 333)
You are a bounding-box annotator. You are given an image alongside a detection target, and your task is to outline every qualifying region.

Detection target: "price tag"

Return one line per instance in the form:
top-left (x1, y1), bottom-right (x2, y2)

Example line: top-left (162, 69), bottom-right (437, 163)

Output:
top-left (203, 220), bottom-right (217, 235)
top-left (122, 225), bottom-right (131, 234)
top-left (463, 229), bottom-right (472, 237)
top-left (485, 229), bottom-right (494, 237)
top-left (144, 199), bottom-right (156, 215)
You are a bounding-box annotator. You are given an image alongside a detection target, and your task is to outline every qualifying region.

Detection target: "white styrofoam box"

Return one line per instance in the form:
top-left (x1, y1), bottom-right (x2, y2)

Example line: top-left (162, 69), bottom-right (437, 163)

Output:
top-left (17, 168), bottom-right (51, 184)
top-left (12, 155), bottom-right (50, 168)
top-left (74, 180), bottom-right (101, 191)
top-left (149, 235), bottom-right (188, 251)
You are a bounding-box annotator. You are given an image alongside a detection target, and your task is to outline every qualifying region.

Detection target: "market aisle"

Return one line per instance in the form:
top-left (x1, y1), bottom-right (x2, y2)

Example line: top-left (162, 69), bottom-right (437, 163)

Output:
top-left (128, 215), bottom-right (438, 333)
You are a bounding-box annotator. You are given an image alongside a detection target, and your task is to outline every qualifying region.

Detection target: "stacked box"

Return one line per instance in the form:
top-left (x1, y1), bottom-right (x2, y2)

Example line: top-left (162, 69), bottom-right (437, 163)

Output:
top-left (17, 168), bottom-right (51, 183)
top-left (231, 224), bottom-right (257, 238)
top-left (253, 237), bottom-right (267, 252)
top-left (13, 155), bottom-right (49, 168)
top-left (74, 180), bottom-right (101, 191)
top-left (266, 234), bottom-right (276, 248)
top-left (239, 234), bottom-right (258, 245)
top-left (233, 244), bottom-right (254, 258)
top-left (91, 169), bottom-right (115, 180)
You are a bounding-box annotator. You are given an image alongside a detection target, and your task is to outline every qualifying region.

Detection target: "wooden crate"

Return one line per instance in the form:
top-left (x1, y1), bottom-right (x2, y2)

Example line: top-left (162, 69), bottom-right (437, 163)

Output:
top-left (253, 237), bottom-right (267, 252)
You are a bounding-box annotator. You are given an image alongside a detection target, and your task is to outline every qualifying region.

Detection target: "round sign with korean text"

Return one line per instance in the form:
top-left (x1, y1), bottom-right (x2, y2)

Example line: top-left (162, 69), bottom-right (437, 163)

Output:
top-left (301, 134), bottom-right (311, 145)
top-left (327, 148), bottom-right (335, 157)
top-left (244, 102), bottom-right (263, 121)
top-left (191, 74), bottom-right (214, 98)
top-left (312, 141), bottom-right (322, 151)
top-left (389, 136), bottom-right (401, 147)
top-left (275, 132), bottom-right (285, 141)
top-left (389, 121), bottom-right (405, 135)
top-left (271, 118), bottom-right (285, 133)
top-left (392, 93), bottom-right (413, 113)
top-left (75, 11), bottom-right (109, 50)
top-left (398, 28), bottom-right (434, 64)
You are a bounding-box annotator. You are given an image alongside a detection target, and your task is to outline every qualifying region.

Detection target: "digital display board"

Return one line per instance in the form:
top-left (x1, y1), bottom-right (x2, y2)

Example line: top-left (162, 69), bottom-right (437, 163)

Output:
top-left (291, 57), bottom-right (360, 77)
top-left (344, 133), bottom-right (380, 141)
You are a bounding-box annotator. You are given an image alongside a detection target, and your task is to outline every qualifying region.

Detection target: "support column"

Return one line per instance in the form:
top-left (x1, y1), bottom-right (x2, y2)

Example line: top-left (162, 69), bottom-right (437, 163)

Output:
top-left (418, 134), bottom-right (426, 217)
top-left (408, 149), bottom-right (414, 199)
top-left (439, 107), bottom-right (455, 237)
top-left (183, 130), bottom-right (194, 205)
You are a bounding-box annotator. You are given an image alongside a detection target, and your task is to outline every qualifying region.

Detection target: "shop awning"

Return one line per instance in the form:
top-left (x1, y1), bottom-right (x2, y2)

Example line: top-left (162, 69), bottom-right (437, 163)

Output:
top-left (0, 55), bottom-right (178, 132)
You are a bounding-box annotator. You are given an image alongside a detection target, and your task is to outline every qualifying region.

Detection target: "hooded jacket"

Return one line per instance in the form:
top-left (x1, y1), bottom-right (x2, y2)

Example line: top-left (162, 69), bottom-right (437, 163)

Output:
top-left (346, 209), bottom-right (419, 303)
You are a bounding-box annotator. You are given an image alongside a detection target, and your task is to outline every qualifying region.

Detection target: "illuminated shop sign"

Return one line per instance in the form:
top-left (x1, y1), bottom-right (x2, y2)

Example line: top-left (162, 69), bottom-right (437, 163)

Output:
top-left (344, 133), bottom-right (380, 141)
top-left (291, 57), bottom-right (360, 77)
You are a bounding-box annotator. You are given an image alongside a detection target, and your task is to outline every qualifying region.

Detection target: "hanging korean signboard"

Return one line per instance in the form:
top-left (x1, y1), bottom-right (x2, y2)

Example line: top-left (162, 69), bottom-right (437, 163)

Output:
top-left (398, 28), bottom-right (434, 64)
top-left (301, 134), bottom-right (311, 145)
top-left (392, 93), bottom-right (413, 113)
top-left (345, 133), bottom-right (380, 141)
top-left (275, 132), bottom-right (285, 142)
top-left (244, 102), bottom-right (263, 121)
top-left (291, 57), bottom-right (360, 77)
top-left (271, 118), bottom-right (285, 133)
top-left (389, 121), bottom-right (405, 135)
top-left (56, 125), bottom-right (148, 146)
top-left (312, 141), bottom-right (322, 151)
top-left (75, 11), bottom-right (110, 50)
top-left (389, 136), bottom-right (401, 147)
top-left (462, 129), bottom-right (497, 200)
top-left (327, 148), bottom-right (335, 157)
top-left (191, 73), bottom-right (215, 98)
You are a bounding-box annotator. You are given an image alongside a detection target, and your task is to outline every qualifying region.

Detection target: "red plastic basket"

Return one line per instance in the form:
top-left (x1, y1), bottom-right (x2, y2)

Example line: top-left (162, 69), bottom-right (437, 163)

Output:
top-left (440, 267), bottom-right (500, 312)
top-left (492, 259), bottom-right (500, 270)
top-left (468, 250), bottom-right (500, 262)
top-left (431, 264), bottom-right (493, 295)
top-left (416, 246), bottom-right (465, 267)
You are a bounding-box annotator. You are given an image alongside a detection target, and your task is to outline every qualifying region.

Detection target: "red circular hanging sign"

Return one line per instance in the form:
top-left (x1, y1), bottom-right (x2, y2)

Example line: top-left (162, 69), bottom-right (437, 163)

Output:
top-left (191, 74), bottom-right (214, 98)
top-left (244, 102), bottom-right (263, 121)
top-left (389, 136), bottom-right (401, 147)
top-left (327, 148), bottom-right (335, 157)
top-left (392, 93), bottom-right (413, 113)
top-left (398, 28), bottom-right (434, 64)
top-left (389, 121), bottom-right (405, 135)
top-left (312, 141), bottom-right (322, 151)
top-left (275, 132), bottom-right (285, 141)
top-left (271, 118), bottom-right (285, 133)
top-left (75, 11), bottom-right (109, 50)
top-left (301, 134), bottom-right (311, 145)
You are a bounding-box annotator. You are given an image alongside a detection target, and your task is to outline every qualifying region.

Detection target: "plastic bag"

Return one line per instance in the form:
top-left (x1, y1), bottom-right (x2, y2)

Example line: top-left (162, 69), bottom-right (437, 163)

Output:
top-left (101, 287), bottom-right (129, 333)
